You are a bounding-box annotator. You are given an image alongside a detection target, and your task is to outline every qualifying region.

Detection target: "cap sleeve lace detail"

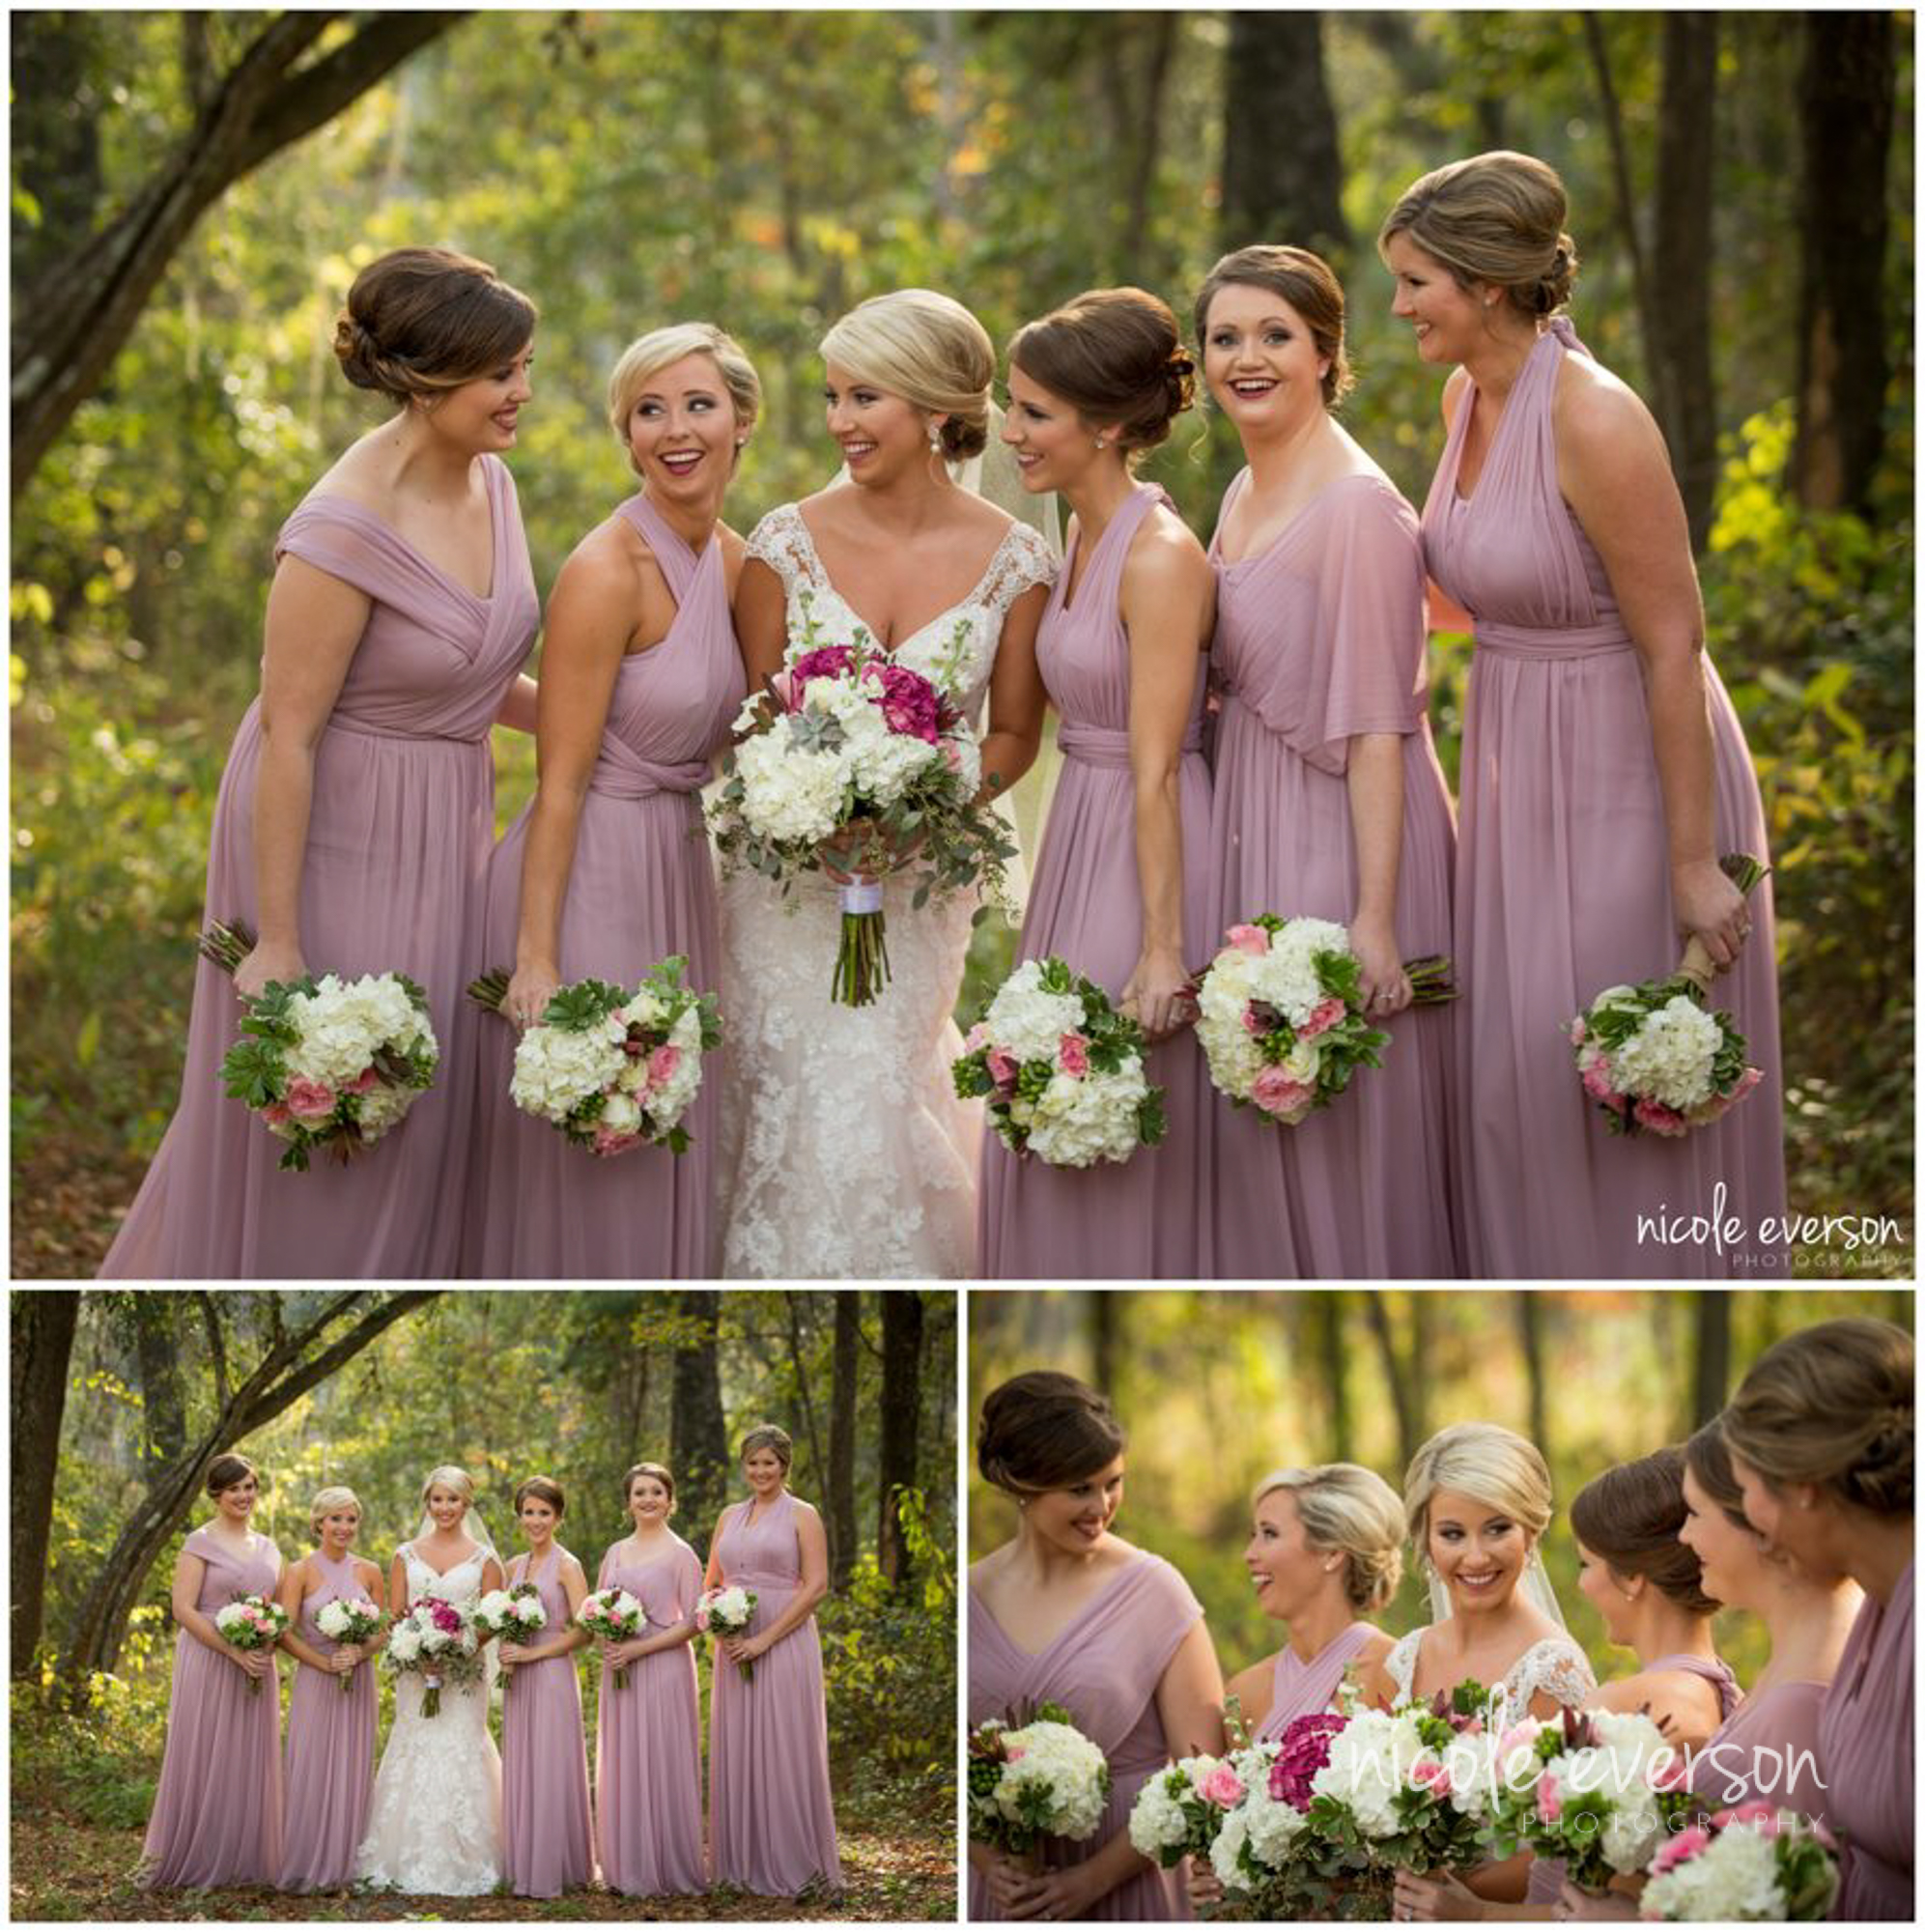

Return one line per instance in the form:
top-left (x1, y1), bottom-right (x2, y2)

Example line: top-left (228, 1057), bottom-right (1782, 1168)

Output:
top-left (1505, 1637), bottom-right (1597, 1711)
top-left (1384, 1629), bottom-right (1422, 1703)
top-left (745, 504), bottom-right (816, 592)
top-left (979, 523), bottom-right (1057, 614)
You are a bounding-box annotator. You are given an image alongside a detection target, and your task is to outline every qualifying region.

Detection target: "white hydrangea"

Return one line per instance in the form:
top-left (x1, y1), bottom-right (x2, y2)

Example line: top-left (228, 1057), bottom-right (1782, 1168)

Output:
top-left (600, 1090), bottom-right (643, 1135)
top-left (354, 1079), bottom-right (411, 1142)
top-left (1643, 1820), bottom-right (1802, 1921)
top-left (386, 1622), bottom-right (422, 1663)
top-left (1309, 1706), bottom-right (1430, 1839)
top-left (1126, 1772), bottom-right (1190, 1858)
top-left (981, 960), bottom-right (1088, 1063)
top-left (1607, 995), bottom-right (1722, 1110)
top-left (1538, 1710), bottom-right (1675, 1877)
top-left (641, 1007), bottom-right (706, 1131)
top-left (1027, 1062), bottom-right (1148, 1168)
top-left (991, 1719), bottom-right (1109, 1842)
top-left (735, 729), bottom-right (848, 845)
top-left (510, 1016), bottom-right (626, 1123)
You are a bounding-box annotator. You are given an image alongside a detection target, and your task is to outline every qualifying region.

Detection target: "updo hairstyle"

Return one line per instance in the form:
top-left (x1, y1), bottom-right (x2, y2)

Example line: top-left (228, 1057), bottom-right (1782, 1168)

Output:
top-left (1722, 1319), bottom-right (1914, 1518)
top-left (977, 1370), bottom-right (1126, 1495)
top-left (1377, 152), bottom-right (1579, 319)
top-left (606, 322), bottom-right (762, 473)
top-left (1404, 1422), bottom-right (1554, 1562)
top-left (1683, 1419), bottom-right (1753, 1528)
top-left (206, 1452), bottom-right (258, 1498)
top-left (1570, 1448), bottom-right (1715, 1614)
top-left (820, 289), bottom-right (993, 459)
top-left (308, 1485), bottom-right (361, 1537)
top-left (333, 246), bottom-right (538, 406)
top-left (514, 1475), bottom-right (566, 1519)
top-left (1008, 287), bottom-right (1196, 456)
top-left (1253, 1463), bottom-right (1404, 1611)
top-left (739, 1424), bottom-right (794, 1470)
top-left (1192, 245), bottom-right (1354, 407)
top-left (419, 1464), bottom-right (476, 1509)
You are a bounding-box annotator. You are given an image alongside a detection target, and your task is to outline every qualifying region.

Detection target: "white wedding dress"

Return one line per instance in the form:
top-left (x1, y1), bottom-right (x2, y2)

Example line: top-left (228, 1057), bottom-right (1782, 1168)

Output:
top-left (1384, 1626), bottom-right (1598, 1715)
top-left (717, 504), bottom-right (1056, 1279)
top-left (355, 1543), bottom-right (501, 1894)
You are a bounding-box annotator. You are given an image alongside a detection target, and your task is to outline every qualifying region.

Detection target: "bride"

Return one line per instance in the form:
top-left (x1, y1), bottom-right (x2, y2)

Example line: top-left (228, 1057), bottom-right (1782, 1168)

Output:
top-left (356, 1466), bottom-right (505, 1894)
top-left (718, 288), bottom-right (1055, 1279)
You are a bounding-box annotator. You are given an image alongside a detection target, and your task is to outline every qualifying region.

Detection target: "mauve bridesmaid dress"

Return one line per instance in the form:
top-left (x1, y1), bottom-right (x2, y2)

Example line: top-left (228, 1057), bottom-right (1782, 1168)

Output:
top-left (1697, 1680), bottom-right (1828, 1819)
top-left (594, 1536), bottom-right (706, 1896)
top-left (978, 486), bottom-right (1212, 1279)
top-left (1420, 317), bottom-right (1785, 1277)
top-left (141, 1526), bottom-right (284, 1888)
top-left (1203, 469), bottom-right (1459, 1279)
top-left (708, 1493), bottom-right (841, 1894)
top-left (469, 492), bottom-right (743, 1278)
top-left (969, 1550), bottom-right (1205, 1920)
top-left (1819, 1561), bottom-right (1913, 1918)
top-left (101, 456), bottom-right (540, 1279)
top-left (278, 1550), bottom-right (377, 1890)
top-left (499, 1546), bottom-right (593, 1897)
top-left (1254, 1621), bottom-right (1377, 1741)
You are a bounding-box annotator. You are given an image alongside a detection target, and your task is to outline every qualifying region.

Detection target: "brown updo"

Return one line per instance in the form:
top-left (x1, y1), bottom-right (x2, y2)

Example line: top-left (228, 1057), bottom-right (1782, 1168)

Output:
top-left (977, 1371), bottom-right (1126, 1494)
top-left (333, 246), bottom-right (538, 406)
top-left (514, 1476), bottom-right (565, 1519)
top-left (1008, 287), bottom-right (1195, 455)
top-left (1722, 1319), bottom-right (1914, 1518)
top-left (623, 1462), bottom-right (675, 1505)
top-left (206, 1452), bottom-right (257, 1498)
top-left (1378, 152), bottom-right (1579, 319)
top-left (1570, 1448), bottom-right (1715, 1615)
top-left (1192, 244), bottom-right (1354, 407)
top-left (1684, 1419), bottom-right (1752, 1528)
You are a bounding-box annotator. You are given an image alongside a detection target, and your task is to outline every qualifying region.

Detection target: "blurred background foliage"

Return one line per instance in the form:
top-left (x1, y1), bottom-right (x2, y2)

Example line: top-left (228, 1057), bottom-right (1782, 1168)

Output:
top-left (967, 1288), bottom-right (1916, 1698)
top-left (9, 11), bottom-right (1912, 1272)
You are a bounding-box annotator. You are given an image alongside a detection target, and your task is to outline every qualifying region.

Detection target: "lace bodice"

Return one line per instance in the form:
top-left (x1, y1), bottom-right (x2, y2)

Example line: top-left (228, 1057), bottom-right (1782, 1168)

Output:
top-left (746, 502), bottom-right (1055, 724)
top-left (1384, 1627), bottom-right (1597, 1714)
top-left (400, 1541), bottom-right (489, 1604)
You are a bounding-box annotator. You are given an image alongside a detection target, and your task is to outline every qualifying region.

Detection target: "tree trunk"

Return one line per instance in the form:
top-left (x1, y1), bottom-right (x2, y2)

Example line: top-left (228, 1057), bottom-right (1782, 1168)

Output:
top-left (12, 11), bottom-right (467, 497)
top-left (131, 1294), bottom-right (188, 1465)
top-left (1220, 13), bottom-right (1347, 266)
top-left (827, 1293), bottom-right (861, 1590)
top-left (1790, 12), bottom-right (1893, 512)
top-left (1363, 1293), bottom-right (1428, 1477)
top-left (1515, 1293), bottom-right (1550, 1463)
top-left (1691, 1293), bottom-right (1734, 1428)
top-left (1090, 1292), bottom-right (1122, 1400)
top-left (780, 1290), bottom-right (826, 1488)
top-left (1102, 14), bottom-right (1180, 283)
top-left (12, 1291), bottom-right (80, 1676)
top-left (877, 1291), bottom-right (924, 1589)
top-left (669, 1290), bottom-right (732, 1562)
top-left (1313, 1293), bottom-right (1351, 1463)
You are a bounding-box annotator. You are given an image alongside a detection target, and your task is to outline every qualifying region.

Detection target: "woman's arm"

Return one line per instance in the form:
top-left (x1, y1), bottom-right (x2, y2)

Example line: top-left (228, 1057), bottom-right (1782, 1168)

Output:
top-left (733, 556), bottom-right (790, 696)
top-left (501, 542), bottom-right (636, 1023)
top-left (275, 1556), bottom-right (336, 1673)
top-left (977, 582), bottom-right (1052, 799)
top-left (479, 1554), bottom-right (505, 1595)
top-left (170, 1547), bottom-right (270, 1679)
top-left (726, 1501), bottom-right (829, 1662)
top-left (702, 1511), bottom-right (731, 1593)
top-left (494, 671), bottom-right (541, 734)
top-left (237, 556), bottom-right (372, 997)
top-left (1345, 732), bottom-right (1413, 1012)
top-left (387, 1552), bottom-right (410, 1620)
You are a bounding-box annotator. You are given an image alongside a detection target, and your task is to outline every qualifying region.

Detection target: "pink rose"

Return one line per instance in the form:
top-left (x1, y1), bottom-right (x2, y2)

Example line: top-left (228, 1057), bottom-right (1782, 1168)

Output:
top-left (1497, 1723), bottom-right (1538, 1761)
top-left (343, 1065), bottom-right (380, 1094)
top-left (941, 740), bottom-right (963, 772)
top-left (1300, 995), bottom-right (1346, 1039)
top-left (1579, 1056), bottom-right (1623, 1105)
top-left (1729, 1065), bottom-right (1764, 1102)
top-left (770, 669), bottom-right (796, 709)
top-left (965, 1023), bottom-right (989, 1053)
top-left (1650, 1825), bottom-right (1711, 1873)
top-left (986, 1047), bottom-right (1021, 1094)
top-left (1251, 1066), bottom-right (1312, 1118)
top-left (262, 1101), bottom-right (294, 1127)
top-left (647, 1043), bottom-right (682, 1089)
top-left (1569, 1017), bottom-right (1588, 1046)
top-left (1728, 1801), bottom-right (1778, 1829)
top-left (592, 1124), bottom-right (643, 1157)
top-left (1633, 1097), bottom-right (1688, 1136)
top-left (1005, 1744), bottom-right (1026, 1764)
top-left (1199, 1763), bottom-right (1246, 1808)
top-left (1241, 1006), bottom-right (1267, 1035)
top-left (1537, 1773), bottom-right (1563, 1825)
top-left (1410, 1756), bottom-right (1452, 1797)
top-left (1058, 1032), bottom-right (1090, 1076)
top-left (285, 1077), bottom-right (337, 1122)
top-left (1226, 923), bottom-right (1269, 957)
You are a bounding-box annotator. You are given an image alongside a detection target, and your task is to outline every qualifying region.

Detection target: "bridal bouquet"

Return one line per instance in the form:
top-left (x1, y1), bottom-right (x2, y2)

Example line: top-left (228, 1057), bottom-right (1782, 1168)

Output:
top-left (1485, 1707), bottom-right (1693, 1896)
top-left (473, 1582), bottom-right (546, 1694)
top-left (1129, 1751), bottom-right (1252, 1868)
top-left (577, 1587), bottom-right (644, 1690)
top-left (952, 957), bottom-right (1165, 1167)
top-left (384, 1596), bottom-right (483, 1719)
top-left (695, 1584), bottom-right (759, 1682)
top-left (1194, 916), bottom-right (1455, 1127)
top-left (1571, 854), bottom-right (1768, 1139)
top-left (968, 1704), bottom-right (1112, 1860)
top-left (313, 1595), bottom-right (384, 1695)
top-left (1641, 1804), bottom-right (1839, 1920)
top-left (1203, 1738), bottom-right (1327, 1918)
top-left (467, 957), bottom-right (720, 1156)
top-left (213, 1594), bottom-right (289, 1698)
top-left (708, 596), bottom-right (1016, 1007)
top-left (200, 920), bottom-right (439, 1170)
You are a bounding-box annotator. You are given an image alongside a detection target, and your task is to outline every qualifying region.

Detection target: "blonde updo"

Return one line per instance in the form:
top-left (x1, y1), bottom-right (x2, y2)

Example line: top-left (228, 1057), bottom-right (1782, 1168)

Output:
top-left (419, 1464), bottom-right (476, 1509)
top-left (308, 1485), bottom-right (362, 1538)
top-left (820, 289), bottom-right (994, 460)
top-left (1009, 287), bottom-right (1196, 455)
top-left (1404, 1422), bottom-right (1554, 1562)
top-left (1378, 151), bottom-right (1579, 319)
top-left (333, 246), bottom-right (537, 406)
top-left (1253, 1463), bottom-right (1404, 1611)
top-left (606, 322), bottom-right (762, 476)
top-left (1722, 1319), bottom-right (1913, 1517)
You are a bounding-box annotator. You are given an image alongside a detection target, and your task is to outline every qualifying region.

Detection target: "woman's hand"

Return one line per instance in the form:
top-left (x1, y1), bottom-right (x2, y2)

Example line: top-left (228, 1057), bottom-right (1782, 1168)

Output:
top-left (1121, 944), bottom-right (1194, 1043)
top-left (1003, 1858), bottom-right (1106, 1921)
top-left (723, 1632), bottom-right (771, 1665)
top-left (979, 1852), bottom-right (1035, 1918)
top-left (1556, 1879), bottom-right (1642, 1920)
top-left (1349, 912), bottom-right (1412, 1016)
top-left (331, 1645), bottom-right (361, 1673)
top-left (497, 1640), bottom-right (530, 1666)
top-left (503, 962), bottom-right (560, 1030)
top-left (1672, 859), bottom-right (1747, 972)
top-left (1392, 1867), bottom-right (1486, 1920)
top-left (817, 821), bottom-right (922, 885)
top-left (1188, 1861), bottom-right (1225, 1910)
top-left (234, 936), bottom-right (306, 1001)
top-left (237, 1644), bottom-right (275, 1681)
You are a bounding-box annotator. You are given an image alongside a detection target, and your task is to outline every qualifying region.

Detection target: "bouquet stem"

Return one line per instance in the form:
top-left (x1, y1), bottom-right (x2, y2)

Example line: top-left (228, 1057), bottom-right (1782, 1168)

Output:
top-left (466, 967), bottom-right (511, 1015)
top-left (339, 1662), bottom-right (355, 1697)
top-left (833, 882), bottom-right (891, 1008)
top-left (612, 1663), bottom-right (631, 1692)
top-left (199, 916), bottom-right (258, 979)
top-left (244, 1674), bottom-right (262, 1700)
top-left (1677, 854), bottom-right (1769, 995)
top-left (422, 1678), bottom-right (441, 1719)
top-left (1402, 954), bottom-right (1459, 1005)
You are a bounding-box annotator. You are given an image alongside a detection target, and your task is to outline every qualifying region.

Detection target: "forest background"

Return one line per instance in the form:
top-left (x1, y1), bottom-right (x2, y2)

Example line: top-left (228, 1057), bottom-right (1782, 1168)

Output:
top-left (968, 1287), bottom-right (1916, 1703)
top-left (11, 1287), bottom-right (957, 1921)
top-left (10, 11), bottom-right (1914, 1275)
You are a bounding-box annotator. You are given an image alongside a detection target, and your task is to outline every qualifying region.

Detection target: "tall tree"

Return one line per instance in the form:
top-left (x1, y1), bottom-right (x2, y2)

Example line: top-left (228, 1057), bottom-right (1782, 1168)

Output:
top-left (877, 1290), bottom-right (924, 1589)
top-left (669, 1290), bottom-right (731, 1558)
top-left (1691, 1292), bottom-right (1734, 1428)
top-left (1362, 1293), bottom-right (1432, 1477)
top-left (1090, 1292), bottom-right (1122, 1400)
top-left (1101, 14), bottom-right (1181, 284)
top-left (1515, 1293), bottom-right (1550, 1463)
top-left (12, 1291), bottom-right (81, 1675)
top-left (1219, 13), bottom-right (1347, 267)
top-left (130, 1293), bottom-right (188, 1464)
top-left (826, 1293), bottom-right (861, 1591)
top-left (1312, 1292), bottom-right (1351, 1463)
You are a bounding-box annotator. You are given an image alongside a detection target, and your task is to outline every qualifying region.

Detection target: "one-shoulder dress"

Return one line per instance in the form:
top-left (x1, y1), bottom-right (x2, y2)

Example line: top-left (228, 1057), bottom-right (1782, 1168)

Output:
top-left (469, 491), bottom-right (743, 1277)
top-left (102, 457), bottom-right (540, 1278)
top-left (1420, 318), bottom-right (1785, 1277)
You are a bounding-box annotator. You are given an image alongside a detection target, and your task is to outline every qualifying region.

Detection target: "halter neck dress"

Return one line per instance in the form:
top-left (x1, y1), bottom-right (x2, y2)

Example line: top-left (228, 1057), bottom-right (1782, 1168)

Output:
top-left (279, 1547), bottom-right (378, 1890)
top-left (1695, 1677), bottom-right (1828, 1820)
top-left (1254, 1620), bottom-right (1379, 1740)
top-left (499, 1545), bottom-right (593, 1896)
top-left (1818, 1560), bottom-right (1913, 1918)
top-left (469, 490), bottom-right (743, 1277)
top-left (1420, 319), bottom-right (1785, 1276)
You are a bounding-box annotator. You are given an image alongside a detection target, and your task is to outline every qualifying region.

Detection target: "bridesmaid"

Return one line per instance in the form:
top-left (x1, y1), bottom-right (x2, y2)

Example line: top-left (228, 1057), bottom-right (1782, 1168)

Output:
top-left (704, 1425), bottom-right (842, 1897)
top-left (141, 1454), bottom-right (284, 1888)
top-left (970, 1372), bottom-right (1224, 1921)
top-left (498, 1476), bottom-right (592, 1898)
top-left (277, 1486), bottom-right (384, 1891)
top-left (102, 247), bottom-right (541, 1279)
top-left (1380, 152), bottom-right (1784, 1276)
top-left (594, 1463), bottom-right (706, 1897)
top-left (1193, 245), bottom-right (1458, 1279)
top-left (470, 325), bottom-right (756, 1277)
top-left (982, 289), bottom-right (1216, 1279)
top-left (1722, 1319), bottom-right (1913, 1920)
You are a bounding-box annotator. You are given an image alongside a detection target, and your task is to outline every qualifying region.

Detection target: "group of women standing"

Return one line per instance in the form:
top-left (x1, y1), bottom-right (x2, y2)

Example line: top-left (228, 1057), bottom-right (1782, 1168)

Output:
top-left (968, 1316), bottom-right (1913, 1920)
top-left (101, 146), bottom-right (1783, 1282)
top-left (138, 1428), bottom-right (841, 1902)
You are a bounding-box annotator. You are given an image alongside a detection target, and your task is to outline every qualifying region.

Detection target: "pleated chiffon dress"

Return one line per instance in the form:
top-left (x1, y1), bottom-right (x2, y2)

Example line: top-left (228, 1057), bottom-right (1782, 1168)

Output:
top-left (1254, 1620), bottom-right (1379, 1740)
top-left (1818, 1560), bottom-right (1913, 1918)
top-left (969, 1550), bottom-right (1204, 1920)
top-left (101, 456), bottom-right (540, 1279)
top-left (497, 1545), bottom-right (593, 1897)
top-left (707, 1492), bottom-right (841, 1896)
top-left (1695, 1679), bottom-right (1829, 1819)
top-left (141, 1526), bottom-right (284, 1889)
top-left (977, 486), bottom-right (1212, 1279)
top-left (278, 1549), bottom-right (378, 1891)
top-left (469, 491), bottom-right (743, 1278)
top-left (594, 1534), bottom-right (706, 1897)
top-left (1203, 469), bottom-right (1459, 1279)
top-left (1421, 318), bottom-right (1785, 1276)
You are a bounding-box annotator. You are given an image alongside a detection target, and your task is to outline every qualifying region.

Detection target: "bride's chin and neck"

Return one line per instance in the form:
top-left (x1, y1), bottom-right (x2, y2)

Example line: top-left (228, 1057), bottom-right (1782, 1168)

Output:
top-left (845, 445), bottom-right (968, 535)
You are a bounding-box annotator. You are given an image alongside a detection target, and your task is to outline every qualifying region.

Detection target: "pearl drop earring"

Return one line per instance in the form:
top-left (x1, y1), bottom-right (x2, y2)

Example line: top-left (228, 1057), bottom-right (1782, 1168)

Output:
top-left (927, 422), bottom-right (943, 449)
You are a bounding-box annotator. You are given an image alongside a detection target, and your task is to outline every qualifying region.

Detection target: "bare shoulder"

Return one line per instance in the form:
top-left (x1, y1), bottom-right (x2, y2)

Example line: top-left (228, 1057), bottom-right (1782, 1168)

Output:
top-left (1225, 1652), bottom-right (1277, 1722)
top-left (948, 488), bottom-right (1019, 543)
top-left (1553, 352), bottom-right (1667, 466)
top-left (789, 1494), bottom-right (823, 1524)
top-left (1440, 365), bottom-right (1473, 431)
top-left (1354, 1625), bottom-right (1398, 1675)
top-left (354, 1556), bottom-right (385, 1594)
top-left (1124, 502), bottom-right (1210, 592)
top-left (716, 523), bottom-right (749, 567)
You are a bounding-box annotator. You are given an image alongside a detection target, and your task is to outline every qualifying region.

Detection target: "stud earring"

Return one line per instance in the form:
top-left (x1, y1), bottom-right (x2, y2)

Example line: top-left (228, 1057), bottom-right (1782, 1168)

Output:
top-left (927, 421), bottom-right (944, 449)
top-left (734, 436), bottom-right (747, 449)
top-left (1093, 435), bottom-right (1107, 451)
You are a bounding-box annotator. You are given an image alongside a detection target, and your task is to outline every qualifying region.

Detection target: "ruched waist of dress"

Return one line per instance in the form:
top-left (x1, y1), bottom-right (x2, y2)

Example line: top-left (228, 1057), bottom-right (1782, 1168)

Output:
top-left (722, 1571), bottom-right (804, 1595)
top-left (1474, 619), bottom-right (1637, 662)
top-left (588, 750), bottom-right (713, 800)
top-left (324, 713), bottom-right (491, 746)
top-left (1058, 720), bottom-right (1204, 768)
